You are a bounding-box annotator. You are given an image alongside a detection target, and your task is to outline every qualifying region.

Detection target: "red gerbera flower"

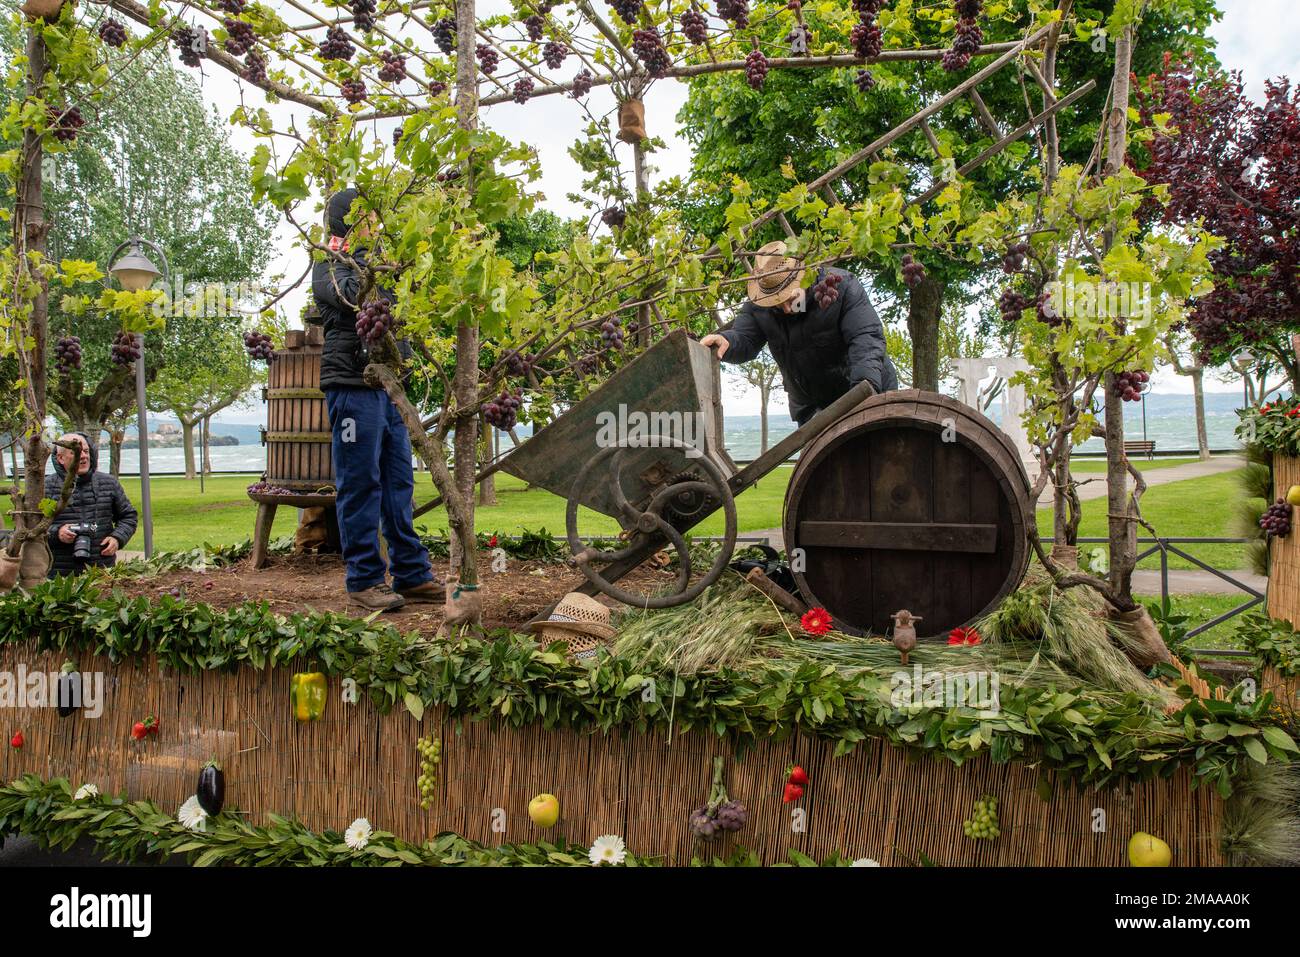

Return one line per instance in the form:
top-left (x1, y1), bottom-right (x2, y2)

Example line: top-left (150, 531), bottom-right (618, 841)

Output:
top-left (488, 534), bottom-right (499, 547)
top-left (800, 607), bottom-right (833, 636)
top-left (948, 626), bottom-right (981, 646)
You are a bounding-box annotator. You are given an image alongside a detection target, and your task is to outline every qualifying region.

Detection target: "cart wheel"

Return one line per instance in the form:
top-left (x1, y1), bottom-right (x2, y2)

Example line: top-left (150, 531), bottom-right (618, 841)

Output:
top-left (565, 438), bottom-right (737, 608)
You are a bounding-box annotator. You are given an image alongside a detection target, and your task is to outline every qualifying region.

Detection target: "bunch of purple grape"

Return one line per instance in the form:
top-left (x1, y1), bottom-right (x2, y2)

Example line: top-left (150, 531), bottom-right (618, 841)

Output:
top-left (1002, 241), bottom-right (1030, 274)
top-left (483, 389), bottom-right (523, 430)
top-left (1113, 369), bottom-right (1149, 402)
top-left (681, 9), bottom-right (708, 44)
top-left (943, 0), bottom-right (983, 71)
top-left (601, 206), bottom-right (626, 228)
top-left (812, 272), bottom-right (843, 309)
top-left (543, 41), bottom-right (568, 69)
top-left (433, 18), bottom-right (455, 55)
top-left (352, 0), bottom-right (377, 33)
top-left (98, 18), bottom-right (128, 47)
top-left (571, 69), bottom-right (594, 98)
top-left (855, 68), bottom-right (876, 92)
top-left (172, 25), bottom-right (206, 67)
top-left (688, 800), bottom-right (747, 839)
top-left (952, 17), bottom-right (983, 54)
top-left (998, 288), bottom-right (1031, 324)
top-left (392, 125), bottom-right (404, 146)
top-left (378, 51), bottom-right (407, 83)
top-left (355, 298), bottom-right (393, 343)
top-left (428, 80), bottom-right (448, 96)
top-left (1260, 499), bottom-right (1293, 538)
top-left (341, 79), bottom-right (367, 103)
top-left (503, 349), bottom-right (534, 377)
top-left (223, 18), bottom-right (256, 56)
top-left (524, 13), bottom-right (545, 41)
top-left (599, 317), bottom-right (625, 350)
top-left (608, 0), bottom-right (643, 26)
top-left (716, 0), bottom-right (749, 28)
top-left (745, 48), bottom-right (769, 89)
top-left (54, 336), bottom-right (82, 375)
top-left (243, 330), bottom-right (275, 362)
top-left (476, 43), bottom-right (499, 74)
top-left (218, 0), bottom-right (245, 13)
top-left (242, 50), bottom-right (268, 84)
top-left (1036, 290), bottom-right (1061, 326)
top-left (319, 25), bottom-right (355, 61)
top-left (901, 254), bottom-right (926, 289)
top-left (247, 481), bottom-right (295, 496)
top-left (110, 331), bottom-right (141, 367)
top-left (47, 105), bottom-right (84, 143)
top-left (850, 20), bottom-right (882, 58)
top-left (513, 78), bottom-right (535, 103)
top-left (575, 354), bottom-right (600, 376)
top-left (632, 28), bottom-right (670, 78)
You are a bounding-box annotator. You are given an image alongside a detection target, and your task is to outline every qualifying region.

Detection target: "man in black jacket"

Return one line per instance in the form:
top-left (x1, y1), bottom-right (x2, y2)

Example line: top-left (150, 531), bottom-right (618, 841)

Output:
top-left (45, 432), bottom-right (137, 576)
top-left (311, 188), bottom-right (438, 612)
top-left (701, 241), bottom-right (898, 425)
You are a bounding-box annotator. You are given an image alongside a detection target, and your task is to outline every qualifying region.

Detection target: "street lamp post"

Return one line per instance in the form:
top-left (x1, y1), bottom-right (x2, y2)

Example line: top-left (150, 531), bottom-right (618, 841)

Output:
top-left (108, 237), bottom-right (168, 559)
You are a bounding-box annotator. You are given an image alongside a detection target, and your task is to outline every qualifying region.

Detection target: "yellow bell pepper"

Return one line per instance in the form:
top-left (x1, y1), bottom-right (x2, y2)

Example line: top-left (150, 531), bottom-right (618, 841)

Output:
top-left (291, 672), bottom-right (327, 722)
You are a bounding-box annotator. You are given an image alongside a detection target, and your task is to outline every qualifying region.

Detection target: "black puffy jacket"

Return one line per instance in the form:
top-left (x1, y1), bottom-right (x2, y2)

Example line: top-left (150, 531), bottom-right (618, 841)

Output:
top-left (720, 267), bottom-right (899, 425)
top-left (44, 433), bottom-right (138, 576)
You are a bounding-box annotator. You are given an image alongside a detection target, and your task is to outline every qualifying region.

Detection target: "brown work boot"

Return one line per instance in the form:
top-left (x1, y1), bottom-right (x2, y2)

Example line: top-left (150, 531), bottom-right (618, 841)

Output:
top-left (348, 583), bottom-right (406, 612)
top-left (395, 577), bottom-right (444, 604)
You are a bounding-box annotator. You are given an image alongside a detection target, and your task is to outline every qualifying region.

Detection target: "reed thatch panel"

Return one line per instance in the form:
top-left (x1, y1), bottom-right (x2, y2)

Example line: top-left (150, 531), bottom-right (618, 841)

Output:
top-left (1269, 454), bottom-right (1300, 628)
top-left (0, 643), bottom-right (1224, 865)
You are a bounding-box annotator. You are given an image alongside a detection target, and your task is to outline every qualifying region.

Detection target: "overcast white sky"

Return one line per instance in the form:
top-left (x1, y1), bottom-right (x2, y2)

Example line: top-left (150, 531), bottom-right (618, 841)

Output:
top-left (192, 0), bottom-right (1295, 421)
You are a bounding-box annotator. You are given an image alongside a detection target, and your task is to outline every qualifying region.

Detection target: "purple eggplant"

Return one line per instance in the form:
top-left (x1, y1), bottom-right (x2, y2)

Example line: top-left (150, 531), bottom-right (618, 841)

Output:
top-left (56, 662), bottom-right (78, 717)
top-left (197, 760), bottom-right (225, 816)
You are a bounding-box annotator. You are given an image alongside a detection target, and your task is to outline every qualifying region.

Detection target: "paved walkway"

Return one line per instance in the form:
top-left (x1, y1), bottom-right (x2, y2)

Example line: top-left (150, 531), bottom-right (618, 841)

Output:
top-left (1042, 454), bottom-right (1245, 504)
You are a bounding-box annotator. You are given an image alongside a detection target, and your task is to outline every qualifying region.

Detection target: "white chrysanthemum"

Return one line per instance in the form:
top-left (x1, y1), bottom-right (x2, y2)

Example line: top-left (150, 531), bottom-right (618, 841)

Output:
top-left (588, 834), bottom-right (626, 867)
top-left (345, 817), bottom-right (372, 850)
top-left (851, 858), bottom-right (880, 867)
top-left (178, 795), bottom-right (207, 832)
top-left (74, 783), bottom-right (99, 801)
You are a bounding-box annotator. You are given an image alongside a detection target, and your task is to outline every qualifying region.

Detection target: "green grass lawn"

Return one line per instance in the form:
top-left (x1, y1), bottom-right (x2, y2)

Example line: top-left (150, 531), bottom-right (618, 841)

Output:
top-left (1068, 456), bottom-right (1201, 473)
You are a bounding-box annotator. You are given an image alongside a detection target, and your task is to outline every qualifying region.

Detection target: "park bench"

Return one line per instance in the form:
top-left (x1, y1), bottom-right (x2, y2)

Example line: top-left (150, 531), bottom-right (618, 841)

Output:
top-left (1124, 439), bottom-right (1156, 460)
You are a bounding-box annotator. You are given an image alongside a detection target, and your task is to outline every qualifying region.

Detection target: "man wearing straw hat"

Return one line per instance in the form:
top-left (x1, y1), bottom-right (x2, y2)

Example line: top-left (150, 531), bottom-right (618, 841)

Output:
top-left (701, 241), bottom-right (898, 425)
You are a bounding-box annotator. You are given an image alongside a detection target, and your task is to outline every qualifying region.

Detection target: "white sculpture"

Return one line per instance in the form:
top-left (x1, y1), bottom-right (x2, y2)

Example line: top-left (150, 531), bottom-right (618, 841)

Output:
top-left (948, 357), bottom-right (1037, 474)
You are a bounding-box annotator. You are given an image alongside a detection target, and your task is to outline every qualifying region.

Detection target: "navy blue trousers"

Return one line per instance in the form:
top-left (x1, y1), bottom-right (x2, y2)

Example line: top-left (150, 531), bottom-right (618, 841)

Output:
top-left (325, 387), bottom-right (433, 593)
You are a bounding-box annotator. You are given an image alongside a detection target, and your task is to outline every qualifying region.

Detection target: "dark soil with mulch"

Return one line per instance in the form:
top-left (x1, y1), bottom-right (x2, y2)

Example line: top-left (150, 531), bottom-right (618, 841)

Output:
top-left (115, 550), bottom-right (678, 633)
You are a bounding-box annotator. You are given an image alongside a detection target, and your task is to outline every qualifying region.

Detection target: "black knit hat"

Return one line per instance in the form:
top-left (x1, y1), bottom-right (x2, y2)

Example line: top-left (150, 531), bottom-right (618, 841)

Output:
top-left (325, 188), bottom-right (360, 238)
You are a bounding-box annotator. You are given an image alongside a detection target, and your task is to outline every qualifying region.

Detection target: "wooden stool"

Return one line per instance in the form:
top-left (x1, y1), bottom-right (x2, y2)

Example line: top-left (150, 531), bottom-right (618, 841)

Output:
top-left (248, 492), bottom-right (338, 569)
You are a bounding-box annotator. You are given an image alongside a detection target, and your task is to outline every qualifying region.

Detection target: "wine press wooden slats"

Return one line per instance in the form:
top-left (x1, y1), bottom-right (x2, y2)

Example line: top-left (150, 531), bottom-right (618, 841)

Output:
top-left (263, 327), bottom-right (334, 493)
top-left (783, 392), bottom-right (1033, 639)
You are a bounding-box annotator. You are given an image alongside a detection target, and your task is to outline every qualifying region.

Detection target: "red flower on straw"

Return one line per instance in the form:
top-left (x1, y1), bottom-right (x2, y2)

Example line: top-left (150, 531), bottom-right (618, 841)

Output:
top-left (801, 607), bottom-right (833, 636)
top-left (948, 626), bottom-right (982, 646)
top-left (488, 534), bottom-right (499, 547)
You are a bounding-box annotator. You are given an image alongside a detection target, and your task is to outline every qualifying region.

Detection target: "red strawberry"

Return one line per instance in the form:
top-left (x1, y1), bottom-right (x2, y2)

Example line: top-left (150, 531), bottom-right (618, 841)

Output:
top-left (786, 765), bottom-right (809, 786)
top-left (782, 781), bottom-right (804, 804)
top-left (146, 714), bottom-right (158, 736)
top-left (10, 730), bottom-right (23, 749)
top-left (131, 721), bottom-right (147, 741)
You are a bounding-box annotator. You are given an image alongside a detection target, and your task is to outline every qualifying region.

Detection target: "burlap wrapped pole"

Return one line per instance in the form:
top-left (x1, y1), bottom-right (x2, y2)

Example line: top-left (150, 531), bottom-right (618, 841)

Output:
top-left (617, 98), bottom-right (646, 143)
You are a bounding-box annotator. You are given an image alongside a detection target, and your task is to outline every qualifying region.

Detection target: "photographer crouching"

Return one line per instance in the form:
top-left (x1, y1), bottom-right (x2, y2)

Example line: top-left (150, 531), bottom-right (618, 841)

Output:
top-left (45, 432), bottom-right (138, 576)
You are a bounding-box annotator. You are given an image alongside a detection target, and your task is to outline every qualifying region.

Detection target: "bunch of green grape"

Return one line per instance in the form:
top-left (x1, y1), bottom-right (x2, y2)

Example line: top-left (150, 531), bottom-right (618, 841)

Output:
top-left (416, 735), bottom-right (441, 810)
top-left (962, 795), bottom-right (1000, 841)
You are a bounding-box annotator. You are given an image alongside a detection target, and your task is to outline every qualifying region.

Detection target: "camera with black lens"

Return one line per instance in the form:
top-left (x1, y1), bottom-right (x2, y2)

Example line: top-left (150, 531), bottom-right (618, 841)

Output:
top-left (66, 523), bottom-right (100, 561)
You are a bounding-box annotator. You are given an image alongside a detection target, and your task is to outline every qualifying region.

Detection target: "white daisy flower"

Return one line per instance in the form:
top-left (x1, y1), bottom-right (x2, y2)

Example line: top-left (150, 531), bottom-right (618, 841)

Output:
top-left (178, 795), bottom-right (207, 832)
top-left (851, 857), bottom-right (880, 867)
top-left (74, 783), bottom-right (99, 801)
top-left (344, 817), bottom-right (372, 850)
top-left (588, 834), bottom-right (626, 867)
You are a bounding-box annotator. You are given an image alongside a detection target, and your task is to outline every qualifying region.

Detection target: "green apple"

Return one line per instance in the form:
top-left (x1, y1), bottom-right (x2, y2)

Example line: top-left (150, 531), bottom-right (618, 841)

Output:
top-left (1128, 831), bottom-right (1172, 867)
top-left (1287, 485), bottom-right (1300, 507)
top-left (528, 793), bottom-right (560, 828)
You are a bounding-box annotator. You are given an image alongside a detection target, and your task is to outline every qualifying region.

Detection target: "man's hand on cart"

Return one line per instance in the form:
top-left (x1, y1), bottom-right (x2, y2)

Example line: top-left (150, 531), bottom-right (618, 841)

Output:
top-left (700, 333), bottom-right (729, 358)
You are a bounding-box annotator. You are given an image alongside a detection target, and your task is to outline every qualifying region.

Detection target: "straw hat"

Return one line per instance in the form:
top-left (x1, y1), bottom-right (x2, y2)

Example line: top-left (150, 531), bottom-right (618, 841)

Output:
top-left (746, 240), bottom-right (806, 307)
top-left (528, 592), bottom-right (617, 661)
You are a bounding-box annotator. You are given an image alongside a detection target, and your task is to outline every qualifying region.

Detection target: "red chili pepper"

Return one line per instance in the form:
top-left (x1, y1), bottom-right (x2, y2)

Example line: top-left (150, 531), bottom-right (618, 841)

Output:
top-left (10, 730), bottom-right (23, 749)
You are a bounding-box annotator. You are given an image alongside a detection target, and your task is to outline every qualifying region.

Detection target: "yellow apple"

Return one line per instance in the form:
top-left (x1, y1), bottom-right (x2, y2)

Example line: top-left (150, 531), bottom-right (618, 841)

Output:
top-left (1128, 831), bottom-right (1172, 867)
top-left (528, 793), bottom-right (560, 828)
top-left (1287, 485), bottom-right (1300, 507)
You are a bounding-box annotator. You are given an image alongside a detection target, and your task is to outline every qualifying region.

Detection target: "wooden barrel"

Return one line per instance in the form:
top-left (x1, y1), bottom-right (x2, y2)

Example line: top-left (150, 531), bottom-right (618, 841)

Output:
top-left (262, 326), bottom-right (335, 493)
top-left (782, 391), bottom-right (1033, 639)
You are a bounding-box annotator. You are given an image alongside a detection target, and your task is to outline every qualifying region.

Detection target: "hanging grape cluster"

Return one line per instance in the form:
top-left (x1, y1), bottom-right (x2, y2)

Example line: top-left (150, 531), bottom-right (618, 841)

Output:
top-left (352, 0), bottom-right (377, 33)
top-left (681, 9), bottom-right (708, 44)
top-left (110, 331), bottom-right (141, 367)
top-left (242, 50), bottom-right (268, 84)
top-left (341, 79), bottom-right (367, 103)
top-left (1260, 499), bottom-right (1293, 538)
top-left (392, 125), bottom-right (404, 146)
top-left (172, 25), bottom-right (206, 68)
top-left (901, 253), bottom-right (926, 289)
top-left (524, 13), bottom-right (545, 41)
top-left (1113, 369), bottom-right (1149, 402)
top-left (476, 43), bottom-right (500, 74)
top-left (849, 0), bottom-right (884, 59)
top-left (54, 336), bottom-right (82, 376)
top-left (46, 105), bottom-right (84, 143)
top-left (575, 354), bottom-right (600, 376)
top-left (319, 25), bottom-right (355, 62)
top-left (483, 389), bottom-right (523, 430)
top-left (1002, 241), bottom-right (1030, 274)
top-left (223, 19), bottom-right (255, 56)
top-left (378, 51), bottom-right (407, 82)
top-left (1036, 291), bottom-right (1061, 326)
top-left (428, 79), bottom-right (448, 96)
top-left (855, 68), bottom-right (876, 92)
top-left (571, 68), bottom-right (594, 98)
top-left (503, 349), bottom-right (534, 378)
top-left (943, 0), bottom-right (983, 72)
top-left (416, 735), bottom-right (441, 811)
top-left (998, 288), bottom-right (1031, 325)
top-left (543, 41), bottom-right (569, 69)
top-left (433, 18), bottom-right (455, 55)
top-left (608, 0), bottom-right (643, 27)
top-left (600, 316), bottom-right (625, 350)
top-left (716, 0), bottom-right (749, 29)
top-left (513, 78), bottom-right (535, 103)
top-left (98, 19), bottom-right (127, 47)
top-left (601, 206), bottom-right (626, 228)
top-left (745, 47), bottom-right (769, 89)
top-left (962, 795), bottom-right (1000, 841)
top-left (243, 330), bottom-right (275, 362)
top-left (218, 0), bottom-right (245, 12)
top-left (632, 28), bottom-right (670, 79)
top-left (355, 298), bottom-right (393, 344)
top-left (812, 272), bottom-right (843, 309)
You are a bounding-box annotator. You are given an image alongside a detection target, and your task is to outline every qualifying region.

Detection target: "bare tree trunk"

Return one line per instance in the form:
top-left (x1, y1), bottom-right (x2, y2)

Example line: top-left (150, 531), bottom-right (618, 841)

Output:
top-left (478, 419), bottom-right (497, 505)
top-left (179, 416), bottom-right (198, 479)
top-left (110, 426), bottom-right (124, 477)
top-left (906, 275), bottom-right (945, 391)
top-left (1191, 366), bottom-right (1209, 460)
top-left (202, 415), bottom-right (212, 474)
top-left (759, 384), bottom-right (769, 455)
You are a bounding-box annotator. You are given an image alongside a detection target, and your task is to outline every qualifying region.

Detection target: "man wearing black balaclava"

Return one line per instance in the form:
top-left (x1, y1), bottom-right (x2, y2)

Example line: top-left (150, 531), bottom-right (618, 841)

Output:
top-left (310, 188), bottom-right (438, 612)
top-left (45, 432), bottom-right (138, 576)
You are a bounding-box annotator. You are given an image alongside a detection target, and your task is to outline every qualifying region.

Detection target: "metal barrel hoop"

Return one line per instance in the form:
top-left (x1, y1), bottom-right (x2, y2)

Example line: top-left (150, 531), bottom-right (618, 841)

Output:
top-left (565, 433), bottom-right (738, 608)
